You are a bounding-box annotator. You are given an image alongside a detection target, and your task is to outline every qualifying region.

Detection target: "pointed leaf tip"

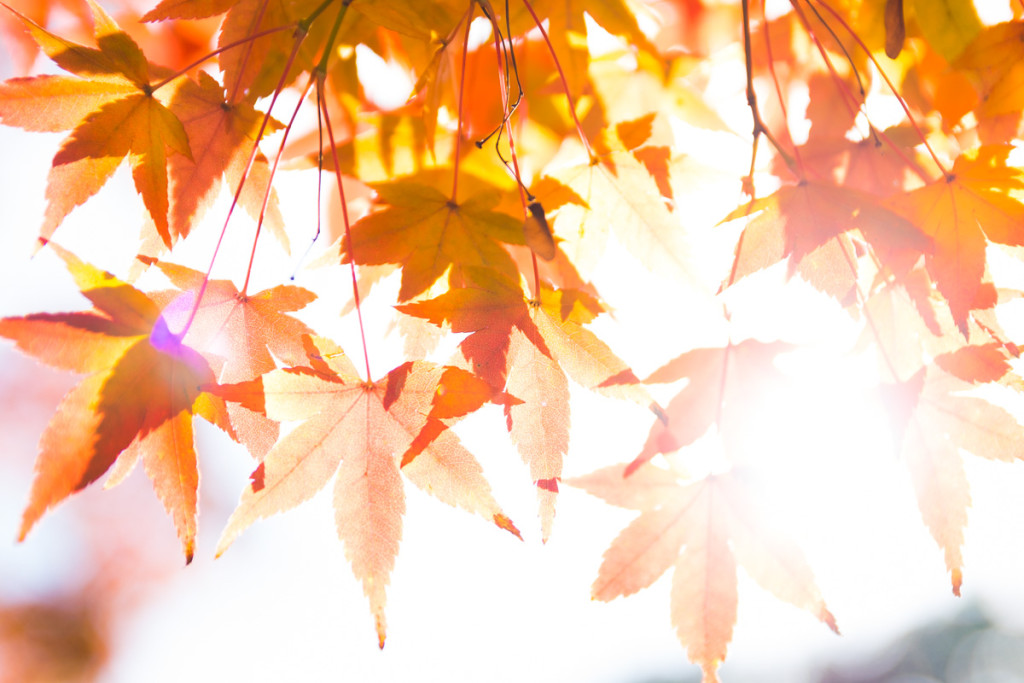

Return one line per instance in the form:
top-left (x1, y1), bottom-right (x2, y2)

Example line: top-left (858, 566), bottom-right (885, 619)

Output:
top-left (494, 513), bottom-right (522, 540)
top-left (823, 609), bottom-right (839, 634)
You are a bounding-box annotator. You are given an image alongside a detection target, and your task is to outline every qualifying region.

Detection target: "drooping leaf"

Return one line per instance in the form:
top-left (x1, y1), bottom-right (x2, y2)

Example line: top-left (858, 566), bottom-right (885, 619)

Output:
top-left (165, 71), bottom-right (286, 246)
top-left (884, 365), bottom-right (1024, 594)
top-left (396, 267), bottom-right (540, 389)
top-left (723, 181), bottom-right (930, 300)
top-left (344, 172), bottom-right (525, 302)
top-left (142, 257), bottom-right (318, 457)
top-left (886, 145), bottom-right (1024, 334)
top-left (503, 325), bottom-right (569, 540)
top-left (0, 0), bottom-right (192, 245)
top-left (401, 267), bottom-right (653, 538)
top-left (215, 338), bottom-right (516, 645)
top-left (537, 124), bottom-right (702, 287)
top-left (533, 284), bottom-right (660, 416)
top-left (570, 468), bottom-right (837, 682)
top-left (0, 242), bottom-right (231, 562)
top-left (625, 339), bottom-right (795, 475)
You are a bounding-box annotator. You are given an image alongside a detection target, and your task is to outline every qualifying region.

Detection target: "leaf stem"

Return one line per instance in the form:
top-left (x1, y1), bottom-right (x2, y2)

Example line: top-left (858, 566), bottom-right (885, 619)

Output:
top-left (241, 73), bottom-right (316, 295)
top-left (520, 0), bottom-right (594, 160)
top-left (320, 80), bottom-right (372, 381)
top-left (176, 29), bottom-right (308, 341)
top-left (761, 2), bottom-right (806, 177)
top-left (450, 1), bottom-right (475, 204)
top-left (741, 0), bottom-right (797, 186)
top-left (238, 0), bottom-right (354, 295)
top-left (304, 0), bottom-right (371, 379)
top-left (314, 0), bottom-right (353, 74)
top-left (482, 2), bottom-right (540, 296)
top-left (807, 0), bottom-right (950, 177)
top-left (148, 24), bottom-right (297, 93)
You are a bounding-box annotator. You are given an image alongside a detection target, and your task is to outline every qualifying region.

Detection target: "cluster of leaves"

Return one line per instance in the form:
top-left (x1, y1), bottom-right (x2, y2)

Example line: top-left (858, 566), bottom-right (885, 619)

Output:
top-left (2, 0), bottom-right (1024, 679)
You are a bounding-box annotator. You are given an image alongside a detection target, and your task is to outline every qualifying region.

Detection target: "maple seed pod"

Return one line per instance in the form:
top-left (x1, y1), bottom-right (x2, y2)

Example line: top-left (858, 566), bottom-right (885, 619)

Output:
top-left (524, 201), bottom-right (557, 261)
top-left (884, 0), bottom-right (905, 59)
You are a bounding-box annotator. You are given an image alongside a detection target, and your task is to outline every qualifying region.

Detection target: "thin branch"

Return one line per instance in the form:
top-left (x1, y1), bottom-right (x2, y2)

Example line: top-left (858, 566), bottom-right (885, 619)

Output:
top-left (808, 0), bottom-right (950, 177)
top-left (241, 73), bottom-right (316, 295)
top-left (451, 1), bottom-right (476, 204)
top-left (149, 24), bottom-right (297, 93)
top-left (520, 0), bottom-right (594, 159)
top-left (176, 28), bottom-right (308, 340)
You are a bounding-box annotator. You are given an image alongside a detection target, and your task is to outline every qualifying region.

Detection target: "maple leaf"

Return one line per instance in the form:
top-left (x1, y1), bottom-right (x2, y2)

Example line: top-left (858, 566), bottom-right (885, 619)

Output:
top-left (503, 324), bottom-right (569, 539)
top-left (343, 171), bottom-right (525, 302)
top-left (164, 71), bottom-right (286, 247)
top-left (400, 266), bottom-right (657, 537)
top-left (884, 364), bottom-right (1024, 595)
top-left (397, 267), bottom-right (538, 389)
top-left (535, 121), bottom-right (703, 287)
top-left (790, 76), bottom-right (917, 195)
top-left (623, 339), bottom-right (796, 475)
top-left (886, 145), bottom-right (1024, 334)
top-left (0, 0), bottom-right (192, 245)
top-left (954, 20), bottom-right (1024, 136)
top-left (0, 242), bottom-right (232, 562)
top-left (722, 181), bottom-right (931, 300)
top-left (144, 258), bottom-right (316, 383)
top-left (142, 257), bottom-right (318, 458)
top-left (397, 268), bottom-right (566, 537)
top-left (214, 338), bottom-right (517, 646)
top-left (568, 465), bottom-right (837, 682)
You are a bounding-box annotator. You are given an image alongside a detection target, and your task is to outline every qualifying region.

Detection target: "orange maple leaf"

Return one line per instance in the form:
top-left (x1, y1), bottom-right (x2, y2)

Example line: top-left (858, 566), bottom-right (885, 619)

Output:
top-left (0, 243), bottom-right (232, 562)
top-left (142, 257), bottom-right (318, 458)
top-left (400, 267), bottom-right (655, 538)
top-left (395, 270), bottom-right (565, 537)
top-left (164, 71), bottom-right (286, 246)
top-left (569, 465), bottom-right (837, 682)
top-left (0, 0), bottom-right (192, 245)
top-left (886, 145), bottom-right (1024, 334)
top-left (214, 338), bottom-right (518, 646)
top-left (955, 21), bottom-right (1024, 123)
top-left (144, 258), bottom-right (316, 383)
top-left (343, 171), bottom-right (526, 302)
top-left (396, 267), bottom-right (538, 389)
top-left (723, 181), bottom-right (930, 300)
